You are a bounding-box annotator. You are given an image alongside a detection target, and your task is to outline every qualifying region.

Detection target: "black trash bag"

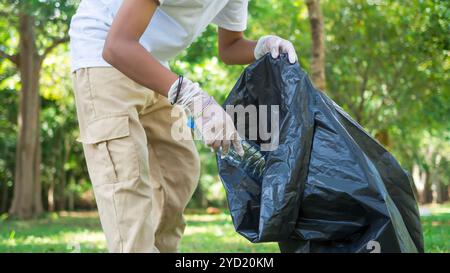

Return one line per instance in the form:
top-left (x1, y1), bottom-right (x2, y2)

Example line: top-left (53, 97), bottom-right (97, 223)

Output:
top-left (217, 54), bottom-right (424, 253)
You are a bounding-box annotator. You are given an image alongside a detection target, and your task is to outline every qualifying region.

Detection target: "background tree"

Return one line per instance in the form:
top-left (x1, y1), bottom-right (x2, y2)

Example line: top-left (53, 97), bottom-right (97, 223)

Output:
top-left (306, 0), bottom-right (326, 90)
top-left (0, 0), bottom-right (76, 219)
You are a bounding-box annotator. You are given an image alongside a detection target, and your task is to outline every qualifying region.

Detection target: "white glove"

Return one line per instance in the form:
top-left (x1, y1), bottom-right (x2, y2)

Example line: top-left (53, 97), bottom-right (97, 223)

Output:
top-left (168, 77), bottom-right (244, 156)
top-left (254, 35), bottom-right (298, 64)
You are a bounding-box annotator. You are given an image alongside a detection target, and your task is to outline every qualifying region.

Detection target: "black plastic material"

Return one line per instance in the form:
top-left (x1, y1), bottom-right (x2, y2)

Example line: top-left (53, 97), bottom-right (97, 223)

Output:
top-left (217, 54), bottom-right (424, 253)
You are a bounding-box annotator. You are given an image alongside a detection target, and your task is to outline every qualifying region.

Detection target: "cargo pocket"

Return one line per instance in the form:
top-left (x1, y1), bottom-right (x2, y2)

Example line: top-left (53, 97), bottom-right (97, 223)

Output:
top-left (79, 114), bottom-right (139, 186)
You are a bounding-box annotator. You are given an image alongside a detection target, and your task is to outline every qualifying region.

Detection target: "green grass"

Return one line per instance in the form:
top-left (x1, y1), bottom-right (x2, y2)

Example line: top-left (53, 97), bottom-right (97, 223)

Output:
top-left (0, 211), bottom-right (279, 253)
top-left (0, 204), bottom-right (448, 253)
top-left (420, 203), bottom-right (450, 253)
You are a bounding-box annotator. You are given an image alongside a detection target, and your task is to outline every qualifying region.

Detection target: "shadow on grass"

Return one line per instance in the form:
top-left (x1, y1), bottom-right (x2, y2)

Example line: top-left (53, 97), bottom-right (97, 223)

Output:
top-left (0, 213), bottom-right (106, 253)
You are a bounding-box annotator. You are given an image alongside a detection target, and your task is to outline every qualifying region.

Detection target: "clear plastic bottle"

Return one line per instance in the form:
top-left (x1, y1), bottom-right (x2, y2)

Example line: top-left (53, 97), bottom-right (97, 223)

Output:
top-left (221, 140), bottom-right (266, 180)
top-left (187, 116), bottom-right (266, 179)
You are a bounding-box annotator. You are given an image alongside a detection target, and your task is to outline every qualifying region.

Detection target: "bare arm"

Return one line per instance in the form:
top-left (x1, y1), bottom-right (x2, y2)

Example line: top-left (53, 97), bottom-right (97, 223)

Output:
top-left (102, 0), bottom-right (177, 96)
top-left (218, 28), bottom-right (257, 65)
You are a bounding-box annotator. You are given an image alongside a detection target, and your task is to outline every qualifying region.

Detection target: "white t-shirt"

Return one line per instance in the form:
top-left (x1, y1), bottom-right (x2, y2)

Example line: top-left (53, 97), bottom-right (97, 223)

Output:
top-left (69, 0), bottom-right (249, 72)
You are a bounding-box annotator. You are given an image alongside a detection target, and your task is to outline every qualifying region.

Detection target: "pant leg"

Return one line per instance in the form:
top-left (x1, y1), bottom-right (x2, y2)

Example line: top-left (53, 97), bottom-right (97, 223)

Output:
top-left (139, 95), bottom-right (200, 253)
top-left (72, 67), bottom-right (158, 253)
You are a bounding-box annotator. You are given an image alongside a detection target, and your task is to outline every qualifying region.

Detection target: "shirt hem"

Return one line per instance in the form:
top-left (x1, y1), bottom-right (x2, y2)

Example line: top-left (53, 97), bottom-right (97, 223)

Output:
top-left (213, 21), bottom-right (247, 32)
top-left (71, 59), bottom-right (111, 73)
top-left (71, 58), bottom-right (170, 72)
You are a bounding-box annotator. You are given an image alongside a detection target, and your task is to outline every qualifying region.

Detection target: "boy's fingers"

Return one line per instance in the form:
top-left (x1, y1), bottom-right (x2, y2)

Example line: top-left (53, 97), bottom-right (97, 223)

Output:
top-left (280, 41), bottom-right (297, 64)
top-left (270, 39), bottom-right (281, 59)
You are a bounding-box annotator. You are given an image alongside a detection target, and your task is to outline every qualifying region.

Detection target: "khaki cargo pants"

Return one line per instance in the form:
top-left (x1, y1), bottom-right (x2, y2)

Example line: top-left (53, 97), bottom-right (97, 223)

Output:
top-left (72, 67), bottom-right (200, 253)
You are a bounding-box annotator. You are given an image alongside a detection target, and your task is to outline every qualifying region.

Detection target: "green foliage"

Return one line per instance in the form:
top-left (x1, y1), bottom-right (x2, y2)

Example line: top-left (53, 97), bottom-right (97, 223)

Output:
top-left (0, 87), bottom-right (17, 212)
top-left (322, 0), bottom-right (449, 186)
top-left (324, 0), bottom-right (449, 130)
top-left (0, 0), bottom-right (448, 212)
top-left (40, 45), bottom-right (92, 211)
top-left (0, 0), bottom-right (78, 50)
top-left (0, 0), bottom-right (83, 212)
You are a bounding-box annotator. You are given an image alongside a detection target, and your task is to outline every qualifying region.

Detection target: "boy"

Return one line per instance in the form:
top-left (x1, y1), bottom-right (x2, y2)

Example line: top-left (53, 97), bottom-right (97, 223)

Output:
top-left (69, 0), bottom-right (297, 252)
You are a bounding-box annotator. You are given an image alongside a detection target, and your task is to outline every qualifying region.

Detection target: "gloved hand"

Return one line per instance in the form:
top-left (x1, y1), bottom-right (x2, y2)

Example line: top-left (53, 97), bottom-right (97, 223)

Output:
top-left (254, 35), bottom-right (298, 64)
top-left (168, 77), bottom-right (244, 156)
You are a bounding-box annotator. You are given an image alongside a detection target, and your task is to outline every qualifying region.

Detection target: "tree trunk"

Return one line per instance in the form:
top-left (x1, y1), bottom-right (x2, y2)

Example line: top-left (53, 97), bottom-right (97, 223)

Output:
top-left (57, 138), bottom-right (71, 211)
top-left (306, 0), bottom-right (326, 91)
top-left (9, 11), bottom-right (43, 219)
top-left (48, 178), bottom-right (55, 212)
top-left (445, 185), bottom-right (450, 202)
top-left (58, 174), bottom-right (66, 211)
top-left (0, 178), bottom-right (9, 213)
top-left (419, 171), bottom-right (433, 204)
top-left (68, 189), bottom-right (74, 211)
top-left (192, 184), bottom-right (208, 208)
top-left (434, 180), bottom-right (448, 204)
